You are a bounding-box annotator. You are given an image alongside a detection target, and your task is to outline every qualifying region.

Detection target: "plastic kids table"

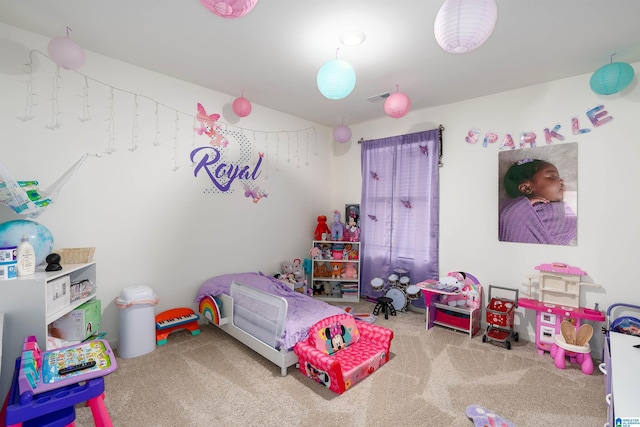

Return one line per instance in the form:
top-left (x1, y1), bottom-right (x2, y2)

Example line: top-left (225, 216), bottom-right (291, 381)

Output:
top-left (2, 336), bottom-right (117, 427)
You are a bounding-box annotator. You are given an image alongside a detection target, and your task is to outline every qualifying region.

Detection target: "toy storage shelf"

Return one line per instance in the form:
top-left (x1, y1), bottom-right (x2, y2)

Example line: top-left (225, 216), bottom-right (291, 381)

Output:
top-left (0, 262), bottom-right (97, 401)
top-left (310, 240), bottom-right (360, 302)
top-left (430, 302), bottom-right (481, 338)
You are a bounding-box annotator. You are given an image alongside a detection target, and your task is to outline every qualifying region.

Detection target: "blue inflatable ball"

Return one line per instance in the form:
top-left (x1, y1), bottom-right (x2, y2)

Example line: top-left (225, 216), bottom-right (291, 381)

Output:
top-left (0, 219), bottom-right (54, 266)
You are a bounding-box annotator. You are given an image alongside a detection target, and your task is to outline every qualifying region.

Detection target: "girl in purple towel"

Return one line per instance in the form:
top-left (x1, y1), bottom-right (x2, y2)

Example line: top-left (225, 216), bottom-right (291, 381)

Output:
top-left (499, 158), bottom-right (576, 245)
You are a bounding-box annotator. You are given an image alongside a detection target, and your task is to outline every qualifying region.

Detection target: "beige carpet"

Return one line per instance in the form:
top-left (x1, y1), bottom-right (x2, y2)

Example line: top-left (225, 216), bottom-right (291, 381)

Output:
top-left (75, 301), bottom-right (606, 426)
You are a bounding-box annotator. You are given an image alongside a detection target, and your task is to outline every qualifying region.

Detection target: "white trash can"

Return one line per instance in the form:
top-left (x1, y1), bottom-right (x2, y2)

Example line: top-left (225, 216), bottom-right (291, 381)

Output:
top-left (115, 285), bottom-right (158, 359)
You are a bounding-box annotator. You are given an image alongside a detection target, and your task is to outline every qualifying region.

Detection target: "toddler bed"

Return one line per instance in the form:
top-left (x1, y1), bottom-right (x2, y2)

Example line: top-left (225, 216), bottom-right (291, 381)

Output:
top-left (194, 272), bottom-right (346, 376)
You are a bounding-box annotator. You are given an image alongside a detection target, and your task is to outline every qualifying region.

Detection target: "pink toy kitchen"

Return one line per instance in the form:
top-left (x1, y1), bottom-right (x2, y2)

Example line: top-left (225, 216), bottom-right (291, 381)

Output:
top-left (518, 263), bottom-right (604, 374)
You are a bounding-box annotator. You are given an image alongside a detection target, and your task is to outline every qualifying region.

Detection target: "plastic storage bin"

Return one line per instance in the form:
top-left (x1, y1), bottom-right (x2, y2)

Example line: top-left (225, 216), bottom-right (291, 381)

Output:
top-left (116, 285), bottom-right (158, 359)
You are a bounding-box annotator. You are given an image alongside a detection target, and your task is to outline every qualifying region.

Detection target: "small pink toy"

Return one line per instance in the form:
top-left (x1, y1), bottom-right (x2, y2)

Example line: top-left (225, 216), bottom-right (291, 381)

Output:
top-left (342, 263), bottom-right (358, 279)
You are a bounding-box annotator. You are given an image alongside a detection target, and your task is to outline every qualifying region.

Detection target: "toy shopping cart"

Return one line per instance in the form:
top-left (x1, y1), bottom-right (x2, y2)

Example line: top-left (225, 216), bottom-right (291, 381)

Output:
top-left (482, 285), bottom-right (519, 350)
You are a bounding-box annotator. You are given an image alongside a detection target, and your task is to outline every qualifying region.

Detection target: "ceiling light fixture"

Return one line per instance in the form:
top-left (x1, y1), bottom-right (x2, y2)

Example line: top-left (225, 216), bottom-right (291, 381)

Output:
top-left (339, 30), bottom-right (366, 47)
top-left (434, 0), bottom-right (498, 54)
top-left (590, 54), bottom-right (635, 95)
top-left (317, 49), bottom-right (357, 100)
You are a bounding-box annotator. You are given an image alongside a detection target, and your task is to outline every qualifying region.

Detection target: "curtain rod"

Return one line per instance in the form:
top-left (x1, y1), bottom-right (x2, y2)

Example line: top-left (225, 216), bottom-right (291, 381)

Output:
top-left (357, 124), bottom-right (445, 144)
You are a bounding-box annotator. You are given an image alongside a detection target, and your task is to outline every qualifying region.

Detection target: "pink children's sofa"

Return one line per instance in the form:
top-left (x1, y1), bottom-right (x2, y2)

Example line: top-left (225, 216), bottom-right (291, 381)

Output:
top-left (293, 313), bottom-right (394, 394)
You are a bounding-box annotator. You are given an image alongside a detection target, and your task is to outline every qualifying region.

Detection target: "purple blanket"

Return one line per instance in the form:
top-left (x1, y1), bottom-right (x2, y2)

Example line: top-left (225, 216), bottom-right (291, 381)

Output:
top-left (195, 272), bottom-right (346, 349)
top-left (499, 197), bottom-right (576, 245)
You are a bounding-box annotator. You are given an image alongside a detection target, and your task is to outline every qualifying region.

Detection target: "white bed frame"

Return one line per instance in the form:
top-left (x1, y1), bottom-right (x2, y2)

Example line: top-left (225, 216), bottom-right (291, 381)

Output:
top-left (201, 281), bottom-right (299, 376)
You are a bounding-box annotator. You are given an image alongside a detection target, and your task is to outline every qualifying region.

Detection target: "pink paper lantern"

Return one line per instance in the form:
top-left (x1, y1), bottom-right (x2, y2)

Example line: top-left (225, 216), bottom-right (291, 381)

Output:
top-left (200, 0), bottom-right (258, 18)
top-left (232, 97), bottom-right (252, 117)
top-left (384, 92), bottom-right (411, 118)
top-left (47, 36), bottom-right (85, 70)
top-left (333, 125), bottom-right (352, 143)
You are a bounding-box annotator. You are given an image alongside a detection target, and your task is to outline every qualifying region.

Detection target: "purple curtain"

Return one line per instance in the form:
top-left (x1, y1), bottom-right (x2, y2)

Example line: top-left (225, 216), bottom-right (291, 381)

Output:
top-left (360, 129), bottom-right (440, 307)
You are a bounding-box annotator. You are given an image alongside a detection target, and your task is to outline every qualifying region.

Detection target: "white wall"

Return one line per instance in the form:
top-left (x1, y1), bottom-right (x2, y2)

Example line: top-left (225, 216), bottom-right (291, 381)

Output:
top-left (333, 66), bottom-right (640, 356)
top-left (0, 24), bottom-right (334, 347)
top-left (3, 23), bottom-right (639, 359)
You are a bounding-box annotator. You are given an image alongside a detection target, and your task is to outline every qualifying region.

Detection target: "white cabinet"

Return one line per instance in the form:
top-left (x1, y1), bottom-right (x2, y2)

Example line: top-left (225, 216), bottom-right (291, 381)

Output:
top-left (604, 331), bottom-right (640, 426)
top-left (0, 262), bottom-right (97, 400)
top-left (310, 240), bottom-right (360, 302)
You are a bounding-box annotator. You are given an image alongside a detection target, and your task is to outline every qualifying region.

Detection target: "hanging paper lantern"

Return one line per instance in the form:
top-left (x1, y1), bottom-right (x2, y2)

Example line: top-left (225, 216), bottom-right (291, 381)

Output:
top-left (200, 0), bottom-right (258, 18)
top-left (317, 59), bottom-right (356, 100)
top-left (333, 125), bottom-right (352, 143)
top-left (384, 92), bottom-right (411, 118)
top-left (589, 62), bottom-right (635, 95)
top-left (47, 36), bottom-right (85, 70)
top-left (434, 0), bottom-right (498, 54)
top-left (232, 97), bottom-right (252, 117)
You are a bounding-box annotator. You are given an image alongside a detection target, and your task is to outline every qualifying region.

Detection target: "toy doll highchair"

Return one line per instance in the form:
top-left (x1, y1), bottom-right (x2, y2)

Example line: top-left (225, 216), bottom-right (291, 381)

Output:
top-left (550, 320), bottom-right (594, 375)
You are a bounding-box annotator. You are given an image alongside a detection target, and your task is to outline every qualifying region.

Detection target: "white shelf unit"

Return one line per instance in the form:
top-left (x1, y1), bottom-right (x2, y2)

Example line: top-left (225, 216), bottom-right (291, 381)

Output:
top-left (310, 240), bottom-right (360, 303)
top-left (0, 262), bottom-right (97, 400)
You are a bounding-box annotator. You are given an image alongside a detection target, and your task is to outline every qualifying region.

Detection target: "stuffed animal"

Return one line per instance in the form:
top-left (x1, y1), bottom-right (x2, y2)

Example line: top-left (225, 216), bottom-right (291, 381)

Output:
top-left (309, 247), bottom-right (322, 260)
top-left (346, 216), bottom-right (360, 242)
top-left (313, 282), bottom-right (324, 295)
top-left (330, 262), bottom-right (343, 278)
top-left (322, 281), bottom-right (332, 295)
top-left (438, 275), bottom-right (467, 307)
top-left (314, 215), bottom-right (331, 241)
top-left (321, 244), bottom-right (332, 260)
top-left (438, 271), bottom-right (480, 308)
top-left (342, 263), bottom-right (357, 279)
top-left (344, 244), bottom-right (359, 260)
top-left (330, 210), bottom-right (345, 241)
top-left (282, 259), bottom-right (304, 282)
top-left (313, 263), bottom-right (331, 278)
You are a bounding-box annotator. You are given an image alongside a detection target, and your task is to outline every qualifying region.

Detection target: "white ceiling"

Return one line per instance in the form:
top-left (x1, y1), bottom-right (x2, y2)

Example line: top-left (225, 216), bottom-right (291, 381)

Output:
top-left (1, 1), bottom-right (640, 127)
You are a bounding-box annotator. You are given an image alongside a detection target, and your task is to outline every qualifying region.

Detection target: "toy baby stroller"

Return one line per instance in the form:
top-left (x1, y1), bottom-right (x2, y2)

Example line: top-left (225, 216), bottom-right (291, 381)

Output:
top-left (482, 285), bottom-right (519, 350)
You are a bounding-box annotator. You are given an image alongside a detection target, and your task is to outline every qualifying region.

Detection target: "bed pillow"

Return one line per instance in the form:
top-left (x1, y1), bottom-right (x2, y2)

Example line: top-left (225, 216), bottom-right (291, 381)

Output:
top-left (313, 316), bottom-right (360, 355)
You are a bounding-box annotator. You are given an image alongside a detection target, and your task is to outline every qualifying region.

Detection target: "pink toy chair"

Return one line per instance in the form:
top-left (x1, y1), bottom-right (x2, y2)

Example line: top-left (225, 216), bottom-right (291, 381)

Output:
top-left (294, 313), bottom-right (393, 394)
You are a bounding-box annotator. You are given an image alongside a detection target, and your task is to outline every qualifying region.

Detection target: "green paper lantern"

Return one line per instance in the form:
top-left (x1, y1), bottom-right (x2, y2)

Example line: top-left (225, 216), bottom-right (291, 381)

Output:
top-left (590, 62), bottom-right (635, 95)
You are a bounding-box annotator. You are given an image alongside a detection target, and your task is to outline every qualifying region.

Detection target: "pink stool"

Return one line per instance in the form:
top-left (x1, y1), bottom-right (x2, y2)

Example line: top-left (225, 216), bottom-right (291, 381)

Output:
top-left (550, 334), bottom-right (594, 375)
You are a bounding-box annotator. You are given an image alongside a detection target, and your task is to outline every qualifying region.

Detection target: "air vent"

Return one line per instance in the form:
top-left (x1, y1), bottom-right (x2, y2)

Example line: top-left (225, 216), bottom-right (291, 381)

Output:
top-left (365, 92), bottom-right (390, 103)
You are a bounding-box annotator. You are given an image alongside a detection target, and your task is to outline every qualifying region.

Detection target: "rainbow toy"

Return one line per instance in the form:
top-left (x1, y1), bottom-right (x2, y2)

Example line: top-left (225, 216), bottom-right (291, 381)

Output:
top-left (199, 294), bottom-right (222, 325)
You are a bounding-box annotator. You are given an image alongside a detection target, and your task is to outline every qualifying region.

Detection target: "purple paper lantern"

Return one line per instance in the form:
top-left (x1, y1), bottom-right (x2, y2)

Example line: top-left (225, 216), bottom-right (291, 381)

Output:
top-left (200, 0), bottom-right (258, 18)
top-left (47, 36), bottom-right (85, 70)
top-left (232, 97), bottom-right (252, 117)
top-left (333, 125), bottom-right (352, 143)
top-left (384, 92), bottom-right (411, 118)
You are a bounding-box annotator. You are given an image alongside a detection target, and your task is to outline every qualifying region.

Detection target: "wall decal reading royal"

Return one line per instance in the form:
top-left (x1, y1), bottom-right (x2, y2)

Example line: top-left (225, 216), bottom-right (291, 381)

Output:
top-left (191, 103), bottom-right (267, 203)
top-left (466, 104), bottom-right (613, 150)
top-left (191, 147), bottom-right (265, 200)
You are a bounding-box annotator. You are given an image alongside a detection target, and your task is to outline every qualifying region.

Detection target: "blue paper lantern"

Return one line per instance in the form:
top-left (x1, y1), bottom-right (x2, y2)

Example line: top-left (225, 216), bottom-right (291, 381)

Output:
top-left (316, 59), bottom-right (356, 100)
top-left (589, 62), bottom-right (635, 95)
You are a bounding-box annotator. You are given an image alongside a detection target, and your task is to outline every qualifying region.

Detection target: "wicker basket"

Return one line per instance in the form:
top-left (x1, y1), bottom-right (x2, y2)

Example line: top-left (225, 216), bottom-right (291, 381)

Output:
top-left (56, 247), bottom-right (96, 264)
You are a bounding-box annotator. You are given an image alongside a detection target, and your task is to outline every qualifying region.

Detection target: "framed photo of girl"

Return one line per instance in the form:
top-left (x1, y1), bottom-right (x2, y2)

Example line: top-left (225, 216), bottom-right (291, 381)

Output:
top-left (498, 142), bottom-right (578, 246)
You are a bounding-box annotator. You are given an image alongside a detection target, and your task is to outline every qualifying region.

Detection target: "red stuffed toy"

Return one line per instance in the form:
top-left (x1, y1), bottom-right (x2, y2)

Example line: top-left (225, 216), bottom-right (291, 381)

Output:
top-left (314, 215), bottom-right (331, 240)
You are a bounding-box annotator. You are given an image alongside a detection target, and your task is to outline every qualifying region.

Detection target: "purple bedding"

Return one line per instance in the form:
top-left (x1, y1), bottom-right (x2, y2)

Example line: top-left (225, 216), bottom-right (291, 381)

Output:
top-left (195, 272), bottom-right (346, 350)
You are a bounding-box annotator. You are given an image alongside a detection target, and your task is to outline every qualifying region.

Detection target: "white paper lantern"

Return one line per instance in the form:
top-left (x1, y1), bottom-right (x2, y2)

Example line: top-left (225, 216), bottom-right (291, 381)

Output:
top-left (333, 125), bottom-right (352, 143)
top-left (317, 59), bottom-right (356, 100)
top-left (434, 0), bottom-right (498, 54)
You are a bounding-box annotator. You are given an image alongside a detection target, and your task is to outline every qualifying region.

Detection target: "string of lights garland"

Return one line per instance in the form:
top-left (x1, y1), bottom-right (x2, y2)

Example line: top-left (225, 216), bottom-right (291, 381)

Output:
top-left (18, 49), bottom-right (318, 172)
